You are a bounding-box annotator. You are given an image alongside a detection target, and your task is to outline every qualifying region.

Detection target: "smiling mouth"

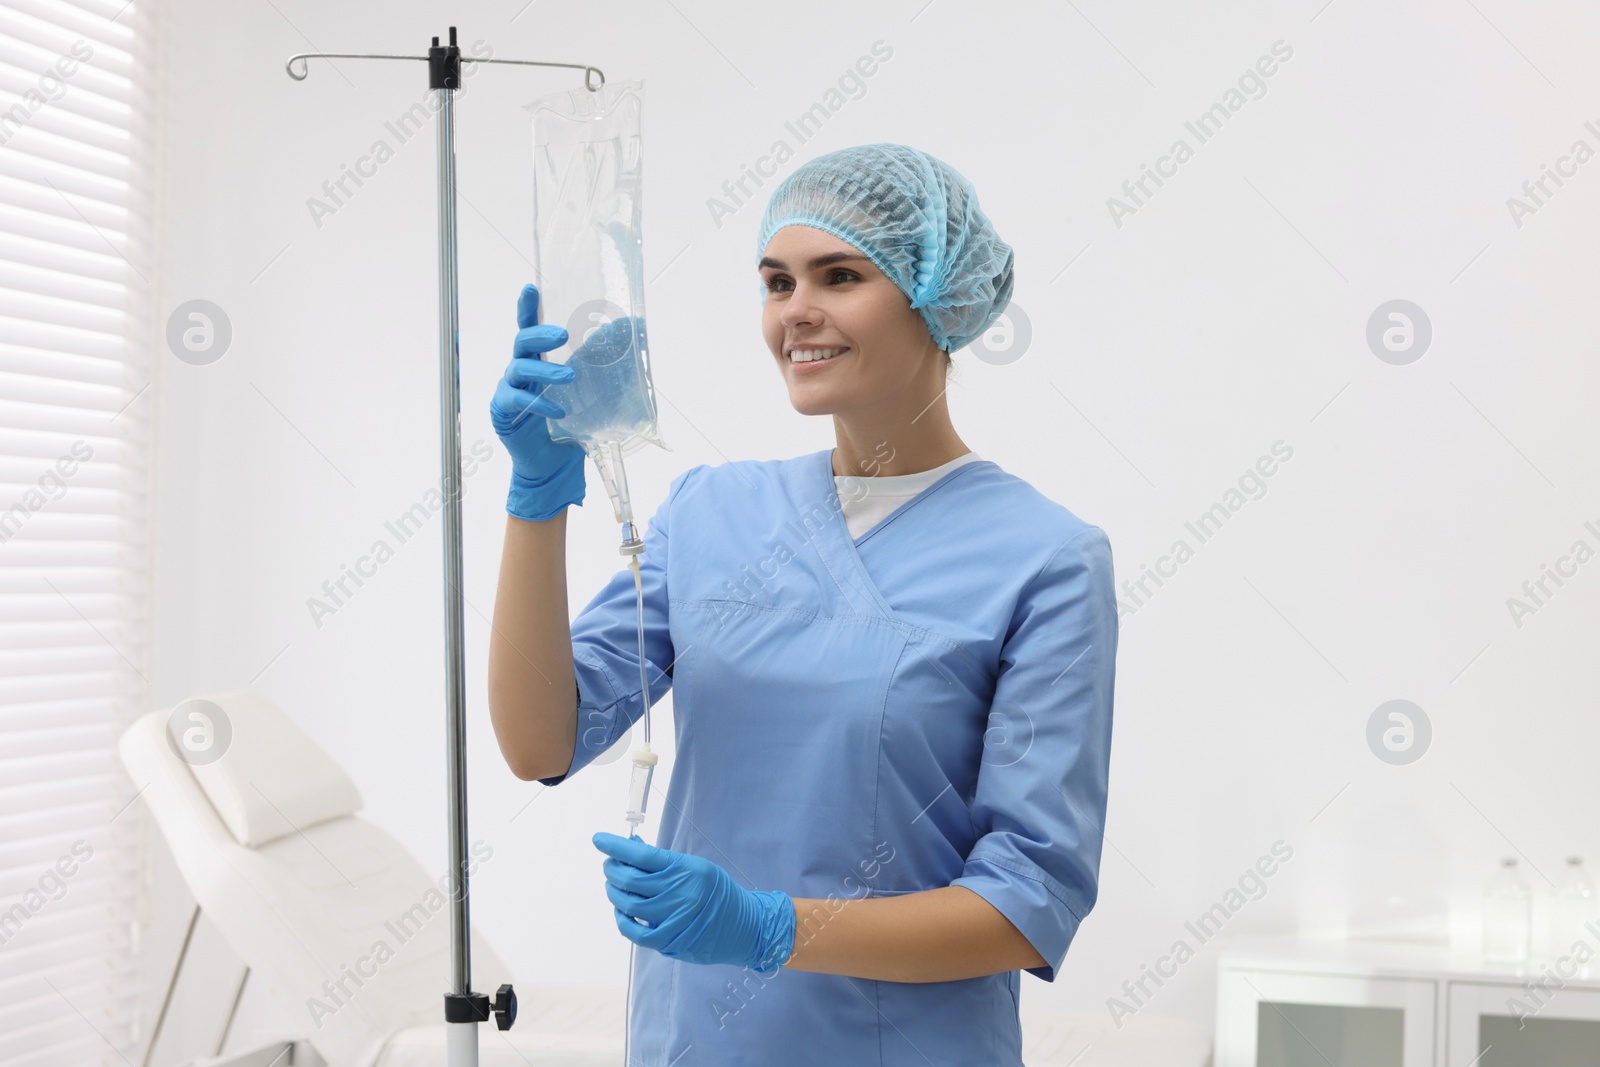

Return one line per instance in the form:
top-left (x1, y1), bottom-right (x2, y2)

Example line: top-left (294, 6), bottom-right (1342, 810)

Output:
top-left (788, 346), bottom-right (849, 365)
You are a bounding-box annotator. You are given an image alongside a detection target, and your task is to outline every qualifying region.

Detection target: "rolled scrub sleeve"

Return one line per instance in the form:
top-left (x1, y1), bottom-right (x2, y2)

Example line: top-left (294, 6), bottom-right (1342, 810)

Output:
top-left (948, 526), bottom-right (1118, 981)
top-left (536, 466), bottom-right (699, 788)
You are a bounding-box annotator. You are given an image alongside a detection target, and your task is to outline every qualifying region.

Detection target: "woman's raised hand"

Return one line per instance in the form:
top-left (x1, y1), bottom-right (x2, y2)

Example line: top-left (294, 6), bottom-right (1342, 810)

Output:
top-left (490, 283), bottom-right (587, 521)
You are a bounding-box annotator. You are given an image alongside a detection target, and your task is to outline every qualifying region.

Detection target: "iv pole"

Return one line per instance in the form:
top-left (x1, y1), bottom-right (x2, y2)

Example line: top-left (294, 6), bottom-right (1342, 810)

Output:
top-left (285, 28), bottom-right (604, 1067)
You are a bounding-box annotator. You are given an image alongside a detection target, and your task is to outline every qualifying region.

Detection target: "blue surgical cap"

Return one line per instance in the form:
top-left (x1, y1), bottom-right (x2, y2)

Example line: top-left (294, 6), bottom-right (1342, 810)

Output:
top-left (756, 143), bottom-right (1015, 355)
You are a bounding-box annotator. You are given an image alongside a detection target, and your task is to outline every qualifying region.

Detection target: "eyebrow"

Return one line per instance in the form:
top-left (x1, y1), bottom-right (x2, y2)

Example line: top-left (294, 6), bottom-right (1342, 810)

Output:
top-left (758, 252), bottom-right (870, 271)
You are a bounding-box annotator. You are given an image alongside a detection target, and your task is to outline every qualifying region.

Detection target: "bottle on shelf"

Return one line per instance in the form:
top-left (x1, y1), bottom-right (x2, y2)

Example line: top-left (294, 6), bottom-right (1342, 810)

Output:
top-left (1547, 856), bottom-right (1599, 957)
top-left (1483, 856), bottom-right (1531, 963)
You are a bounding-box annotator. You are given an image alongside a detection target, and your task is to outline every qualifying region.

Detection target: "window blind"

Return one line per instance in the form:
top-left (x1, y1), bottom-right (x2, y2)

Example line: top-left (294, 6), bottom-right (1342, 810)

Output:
top-left (0, 1), bottom-right (158, 1065)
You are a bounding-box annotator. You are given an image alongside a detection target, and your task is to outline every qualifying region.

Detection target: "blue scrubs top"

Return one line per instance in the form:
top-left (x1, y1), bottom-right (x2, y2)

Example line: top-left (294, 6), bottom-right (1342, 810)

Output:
top-left (539, 448), bottom-right (1118, 1066)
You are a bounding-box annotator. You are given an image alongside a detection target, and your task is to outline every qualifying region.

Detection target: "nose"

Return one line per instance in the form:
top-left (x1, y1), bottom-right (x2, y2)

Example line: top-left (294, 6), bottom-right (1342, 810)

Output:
top-left (778, 283), bottom-right (822, 330)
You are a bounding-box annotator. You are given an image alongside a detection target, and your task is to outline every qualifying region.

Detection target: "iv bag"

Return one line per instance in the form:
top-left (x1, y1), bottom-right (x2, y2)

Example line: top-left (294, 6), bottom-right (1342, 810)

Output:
top-left (526, 78), bottom-right (666, 458)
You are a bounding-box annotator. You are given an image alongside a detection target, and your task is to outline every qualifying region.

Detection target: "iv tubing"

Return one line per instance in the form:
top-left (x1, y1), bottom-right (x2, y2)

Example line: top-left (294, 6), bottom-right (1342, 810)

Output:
top-left (594, 438), bottom-right (655, 1067)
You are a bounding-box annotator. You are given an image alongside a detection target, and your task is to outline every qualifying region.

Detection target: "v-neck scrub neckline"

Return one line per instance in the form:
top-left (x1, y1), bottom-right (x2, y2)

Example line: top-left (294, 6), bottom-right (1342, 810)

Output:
top-left (832, 449), bottom-right (987, 542)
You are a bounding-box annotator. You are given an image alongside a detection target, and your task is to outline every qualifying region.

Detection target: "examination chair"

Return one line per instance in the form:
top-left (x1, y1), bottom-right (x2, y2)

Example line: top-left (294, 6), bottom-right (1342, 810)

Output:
top-left (117, 689), bottom-right (1210, 1067)
top-left (116, 689), bottom-right (622, 1067)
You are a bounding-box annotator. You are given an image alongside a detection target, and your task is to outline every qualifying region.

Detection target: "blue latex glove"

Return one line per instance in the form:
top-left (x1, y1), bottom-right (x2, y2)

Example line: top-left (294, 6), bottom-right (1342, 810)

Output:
top-left (490, 284), bottom-right (586, 521)
top-left (594, 832), bottom-right (796, 975)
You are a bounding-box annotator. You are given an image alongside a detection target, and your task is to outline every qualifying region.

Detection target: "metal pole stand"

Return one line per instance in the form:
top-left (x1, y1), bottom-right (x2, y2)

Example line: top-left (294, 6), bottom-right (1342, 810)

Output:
top-left (285, 28), bottom-right (604, 1067)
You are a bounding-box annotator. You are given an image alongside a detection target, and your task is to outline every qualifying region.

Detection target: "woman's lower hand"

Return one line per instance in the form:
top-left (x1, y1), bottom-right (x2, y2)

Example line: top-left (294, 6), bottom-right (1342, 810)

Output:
top-left (594, 832), bottom-right (795, 974)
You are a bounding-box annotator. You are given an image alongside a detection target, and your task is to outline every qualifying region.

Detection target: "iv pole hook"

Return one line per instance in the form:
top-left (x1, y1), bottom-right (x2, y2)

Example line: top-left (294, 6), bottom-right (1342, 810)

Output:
top-left (286, 51), bottom-right (605, 91)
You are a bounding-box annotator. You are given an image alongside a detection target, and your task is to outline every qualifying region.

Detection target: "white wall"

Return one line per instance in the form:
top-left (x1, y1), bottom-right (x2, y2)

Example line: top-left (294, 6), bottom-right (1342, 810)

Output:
top-left (148, 0), bottom-right (1600, 1042)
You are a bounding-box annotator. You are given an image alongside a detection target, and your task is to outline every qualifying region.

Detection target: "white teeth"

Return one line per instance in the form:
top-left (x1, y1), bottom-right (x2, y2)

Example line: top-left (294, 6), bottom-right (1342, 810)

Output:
top-left (790, 346), bottom-right (846, 363)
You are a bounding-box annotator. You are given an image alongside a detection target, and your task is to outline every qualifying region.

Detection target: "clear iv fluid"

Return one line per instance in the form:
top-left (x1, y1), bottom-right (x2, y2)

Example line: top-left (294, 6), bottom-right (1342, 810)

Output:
top-left (543, 314), bottom-right (659, 450)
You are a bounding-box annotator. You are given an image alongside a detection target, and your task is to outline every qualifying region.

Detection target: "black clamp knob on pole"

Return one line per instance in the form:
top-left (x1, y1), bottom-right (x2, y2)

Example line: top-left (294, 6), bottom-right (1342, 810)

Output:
top-left (443, 983), bottom-right (516, 1030)
top-left (428, 25), bottom-right (462, 89)
top-left (492, 983), bottom-right (517, 1030)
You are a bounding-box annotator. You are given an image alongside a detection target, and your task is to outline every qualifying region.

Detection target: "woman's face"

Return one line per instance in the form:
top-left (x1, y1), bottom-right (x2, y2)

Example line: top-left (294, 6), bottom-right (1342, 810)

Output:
top-left (759, 225), bottom-right (943, 417)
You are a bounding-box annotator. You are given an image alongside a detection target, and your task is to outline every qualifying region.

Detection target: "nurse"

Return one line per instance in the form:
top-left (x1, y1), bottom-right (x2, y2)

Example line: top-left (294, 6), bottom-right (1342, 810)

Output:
top-left (487, 143), bottom-right (1118, 1065)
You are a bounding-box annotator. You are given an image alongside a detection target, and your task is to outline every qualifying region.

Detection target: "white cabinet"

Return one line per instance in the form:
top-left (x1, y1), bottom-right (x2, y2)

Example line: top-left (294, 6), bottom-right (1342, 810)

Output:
top-left (1216, 935), bottom-right (1600, 1067)
top-left (1446, 980), bottom-right (1600, 1066)
top-left (1217, 968), bottom-right (1434, 1066)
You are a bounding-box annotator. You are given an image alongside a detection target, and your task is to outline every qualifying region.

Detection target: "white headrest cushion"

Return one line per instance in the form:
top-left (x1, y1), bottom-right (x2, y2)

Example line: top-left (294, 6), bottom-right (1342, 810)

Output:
top-left (163, 689), bottom-right (363, 848)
